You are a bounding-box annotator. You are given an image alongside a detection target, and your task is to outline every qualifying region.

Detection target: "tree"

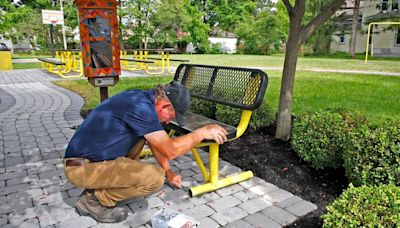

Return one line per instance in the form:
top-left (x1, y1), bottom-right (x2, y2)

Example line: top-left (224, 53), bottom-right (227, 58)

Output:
top-left (350, 0), bottom-right (361, 58)
top-left (275, 0), bottom-right (346, 141)
top-left (236, 8), bottom-right (281, 54)
top-left (120, 0), bottom-right (158, 49)
top-left (189, 0), bottom-right (257, 33)
top-left (182, 0), bottom-right (209, 52)
top-left (150, 0), bottom-right (188, 48)
top-left (304, 1), bottom-right (338, 54)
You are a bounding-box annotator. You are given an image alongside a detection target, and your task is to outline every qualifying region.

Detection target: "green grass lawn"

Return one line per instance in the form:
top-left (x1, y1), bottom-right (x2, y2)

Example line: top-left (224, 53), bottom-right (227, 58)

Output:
top-left (12, 62), bottom-right (42, 69)
top-left (55, 70), bottom-right (400, 121)
top-left (13, 53), bottom-right (400, 73)
top-left (55, 76), bottom-right (173, 110)
top-left (161, 54), bottom-right (400, 73)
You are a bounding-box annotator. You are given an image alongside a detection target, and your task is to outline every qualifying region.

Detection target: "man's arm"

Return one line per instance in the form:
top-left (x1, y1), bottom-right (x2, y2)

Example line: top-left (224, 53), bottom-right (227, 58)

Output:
top-left (147, 143), bottom-right (182, 188)
top-left (144, 124), bottom-right (228, 161)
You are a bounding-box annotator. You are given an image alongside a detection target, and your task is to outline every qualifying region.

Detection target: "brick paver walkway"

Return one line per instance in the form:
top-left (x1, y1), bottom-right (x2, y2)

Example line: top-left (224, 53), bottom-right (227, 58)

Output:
top-left (0, 69), bottom-right (317, 227)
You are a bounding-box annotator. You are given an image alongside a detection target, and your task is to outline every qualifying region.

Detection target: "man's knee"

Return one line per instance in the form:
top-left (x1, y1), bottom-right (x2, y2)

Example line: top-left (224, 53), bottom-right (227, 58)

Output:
top-left (146, 165), bottom-right (165, 191)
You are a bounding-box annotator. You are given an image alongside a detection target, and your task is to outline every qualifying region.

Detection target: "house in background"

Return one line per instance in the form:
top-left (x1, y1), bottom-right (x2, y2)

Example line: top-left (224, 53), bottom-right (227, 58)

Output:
top-left (208, 29), bottom-right (238, 54)
top-left (331, 0), bottom-right (400, 56)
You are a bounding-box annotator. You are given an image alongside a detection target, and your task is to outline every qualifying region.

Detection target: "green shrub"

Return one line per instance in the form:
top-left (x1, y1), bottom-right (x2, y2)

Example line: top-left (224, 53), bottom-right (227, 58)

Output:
top-left (322, 184), bottom-right (400, 227)
top-left (189, 97), bottom-right (217, 119)
top-left (215, 101), bottom-right (275, 131)
top-left (291, 111), bottom-right (351, 170)
top-left (343, 119), bottom-right (400, 186)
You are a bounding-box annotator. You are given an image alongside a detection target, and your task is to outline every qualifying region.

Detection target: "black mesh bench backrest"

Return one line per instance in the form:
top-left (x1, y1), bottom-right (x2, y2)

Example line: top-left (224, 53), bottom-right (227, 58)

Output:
top-left (174, 64), bottom-right (268, 110)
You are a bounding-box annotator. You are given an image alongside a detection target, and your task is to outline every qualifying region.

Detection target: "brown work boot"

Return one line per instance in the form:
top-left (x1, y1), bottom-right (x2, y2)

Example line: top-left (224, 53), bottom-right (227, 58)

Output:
top-left (75, 190), bottom-right (128, 223)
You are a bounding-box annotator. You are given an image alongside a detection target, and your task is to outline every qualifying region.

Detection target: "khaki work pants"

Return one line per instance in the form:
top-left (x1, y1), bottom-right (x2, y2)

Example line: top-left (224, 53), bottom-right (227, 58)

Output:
top-left (64, 139), bottom-right (165, 207)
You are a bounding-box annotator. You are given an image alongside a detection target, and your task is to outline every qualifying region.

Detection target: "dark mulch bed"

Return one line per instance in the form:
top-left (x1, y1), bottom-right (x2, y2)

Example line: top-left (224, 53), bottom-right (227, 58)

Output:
top-left (220, 127), bottom-right (348, 228)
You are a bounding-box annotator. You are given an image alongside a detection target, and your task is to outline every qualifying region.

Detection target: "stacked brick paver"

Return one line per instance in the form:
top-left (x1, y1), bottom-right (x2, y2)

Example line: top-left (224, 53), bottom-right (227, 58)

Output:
top-left (0, 69), bottom-right (317, 227)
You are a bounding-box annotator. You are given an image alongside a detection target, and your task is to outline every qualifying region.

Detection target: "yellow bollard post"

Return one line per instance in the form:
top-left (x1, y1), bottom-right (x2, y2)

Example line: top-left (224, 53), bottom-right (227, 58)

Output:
top-left (0, 50), bottom-right (12, 70)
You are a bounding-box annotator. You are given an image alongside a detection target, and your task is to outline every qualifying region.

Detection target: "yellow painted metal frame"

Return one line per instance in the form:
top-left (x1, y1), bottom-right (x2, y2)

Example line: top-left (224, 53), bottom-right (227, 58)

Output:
top-left (139, 109), bottom-right (254, 196)
top-left (41, 50), bottom-right (83, 78)
top-left (143, 51), bottom-right (165, 75)
top-left (189, 110), bottom-right (253, 196)
top-left (365, 21), bottom-right (400, 63)
top-left (120, 49), bottom-right (179, 75)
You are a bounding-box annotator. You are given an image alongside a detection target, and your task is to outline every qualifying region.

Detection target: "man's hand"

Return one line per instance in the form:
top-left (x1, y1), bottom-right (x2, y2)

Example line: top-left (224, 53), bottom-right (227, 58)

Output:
top-left (166, 170), bottom-right (182, 188)
top-left (198, 124), bottom-right (228, 144)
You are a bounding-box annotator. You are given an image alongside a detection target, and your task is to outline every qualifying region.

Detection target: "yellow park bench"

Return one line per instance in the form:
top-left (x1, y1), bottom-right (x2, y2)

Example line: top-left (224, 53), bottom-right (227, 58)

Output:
top-left (120, 49), bottom-right (189, 75)
top-left (143, 64), bottom-right (269, 196)
top-left (39, 50), bottom-right (83, 78)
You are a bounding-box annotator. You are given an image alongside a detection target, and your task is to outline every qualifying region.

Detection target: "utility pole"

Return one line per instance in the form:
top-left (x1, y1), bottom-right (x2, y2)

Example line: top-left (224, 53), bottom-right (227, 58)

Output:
top-left (60, 0), bottom-right (68, 50)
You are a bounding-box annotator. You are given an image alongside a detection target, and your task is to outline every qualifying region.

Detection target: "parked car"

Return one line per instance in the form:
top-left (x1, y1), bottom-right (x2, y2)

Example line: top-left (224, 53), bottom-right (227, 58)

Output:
top-left (0, 42), bottom-right (10, 51)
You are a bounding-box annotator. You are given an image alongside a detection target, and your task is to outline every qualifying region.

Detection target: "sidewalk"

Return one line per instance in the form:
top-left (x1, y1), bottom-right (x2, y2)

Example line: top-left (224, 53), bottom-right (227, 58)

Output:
top-left (0, 69), bottom-right (317, 227)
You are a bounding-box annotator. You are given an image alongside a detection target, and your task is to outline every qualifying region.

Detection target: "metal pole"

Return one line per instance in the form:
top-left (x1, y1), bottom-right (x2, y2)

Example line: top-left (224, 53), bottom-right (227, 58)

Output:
top-left (365, 21), bottom-right (400, 63)
top-left (365, 23), bottom-right (372, 63)
top-left (50, 24), bottom-right (55, 58)
top-left (100, 87), bottom-right (108, 102)
top-left (60, 0), bottom-right (67, 50)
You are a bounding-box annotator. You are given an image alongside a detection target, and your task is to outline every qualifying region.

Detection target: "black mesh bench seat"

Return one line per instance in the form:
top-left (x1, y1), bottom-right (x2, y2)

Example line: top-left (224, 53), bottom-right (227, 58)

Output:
top-left (120, 58), bottom-right (154, 63)
top-left (167, 112), bottom-right (237, 143)
top-left (165, 64), bottom-right (268, 144)
top-left (38, 58), bottom-right (65, 65)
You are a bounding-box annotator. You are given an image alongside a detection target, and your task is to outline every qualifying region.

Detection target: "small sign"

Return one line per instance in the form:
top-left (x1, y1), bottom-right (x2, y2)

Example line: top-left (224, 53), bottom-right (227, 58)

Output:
top-left (93, 77), bottom-right (116, 87)
top-left (42, 10), bottom-right (64, 25)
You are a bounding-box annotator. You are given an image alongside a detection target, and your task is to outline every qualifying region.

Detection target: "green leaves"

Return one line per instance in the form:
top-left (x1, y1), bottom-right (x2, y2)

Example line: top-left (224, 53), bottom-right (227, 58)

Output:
top-left (343, 119), bottom-right (400, 186)
top-left (291, 110), bottom-right (355, 170)
top-left (236, 8), bottom-right (281, 55)
top-left (322, 184), bottom-right (400, 227)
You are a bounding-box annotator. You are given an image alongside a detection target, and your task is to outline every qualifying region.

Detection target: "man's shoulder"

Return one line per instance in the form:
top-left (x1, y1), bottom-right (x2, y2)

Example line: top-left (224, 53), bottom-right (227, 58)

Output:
top-left (114, 89), bottom-right (152, 103)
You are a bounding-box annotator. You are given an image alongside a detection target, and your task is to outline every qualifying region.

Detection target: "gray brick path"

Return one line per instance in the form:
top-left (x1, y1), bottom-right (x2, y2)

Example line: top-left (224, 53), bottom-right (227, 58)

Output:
top-left (0, 69), bottom-right (317, 227)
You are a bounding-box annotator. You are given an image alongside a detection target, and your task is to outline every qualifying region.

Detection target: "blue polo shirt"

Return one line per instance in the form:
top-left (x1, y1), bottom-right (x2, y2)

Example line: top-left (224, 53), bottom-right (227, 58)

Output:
top-left (64, 89), bottom-right (163, 162)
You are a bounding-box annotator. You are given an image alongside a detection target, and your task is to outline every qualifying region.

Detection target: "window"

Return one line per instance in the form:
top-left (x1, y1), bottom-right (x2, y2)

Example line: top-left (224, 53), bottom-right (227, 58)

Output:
top-left (393, 0), bottom-right (400, 11)
top-left (381, 0), bottom-right (389, 11)
top-left (339, 35), bottom-right (345, 45)
top-left (396, 28), bottom-right (400, 45)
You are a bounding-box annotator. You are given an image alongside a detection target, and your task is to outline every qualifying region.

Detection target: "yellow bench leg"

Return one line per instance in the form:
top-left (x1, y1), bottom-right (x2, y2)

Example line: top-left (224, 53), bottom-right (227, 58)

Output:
top-left (139, 129), bottom-right (176, 158)
top-left (189, 143), bottom-right (253, 197)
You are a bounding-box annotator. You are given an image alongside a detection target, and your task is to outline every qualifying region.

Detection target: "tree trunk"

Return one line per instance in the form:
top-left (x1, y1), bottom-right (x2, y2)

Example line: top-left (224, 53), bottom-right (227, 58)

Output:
top-left (350, 0), bottom-right (360, 58)
top-left (118, 0), bottom-right (124, 50)
top-left (275, 0), bottom-right (345, 141)
top-left (275, 24), bottom-right (302, 141)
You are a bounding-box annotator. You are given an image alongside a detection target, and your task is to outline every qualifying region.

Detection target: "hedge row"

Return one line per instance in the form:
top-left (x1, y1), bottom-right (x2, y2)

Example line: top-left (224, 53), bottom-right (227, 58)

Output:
top-left (291, 110), bottom-right (367, 170)
top-left (291, 110), bottom-right (400, 186)
top-left (322, 184), bottom-right (400, 227)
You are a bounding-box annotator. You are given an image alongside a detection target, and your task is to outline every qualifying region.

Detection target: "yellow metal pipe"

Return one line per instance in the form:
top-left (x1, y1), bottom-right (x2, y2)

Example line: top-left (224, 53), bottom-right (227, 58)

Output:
top-left (365, 23), bottom-right (374, 63)
top-left (191, 148), bottom-right (209, 182)
top-left (140, 148), bottom-right (152, 158)
top-left (168, 129), bottom-right (176, 137)
top-left (365, 22), bottom-right (400, 63)
top-left (166, 52), bottom-right (175, 74)
top-left (234, 110), bottom-right (252, 139)
top-left (189, 171), bottom-right (253, 197)
top-left (209, 143), bottom-right (219, 184)
top-left (196, 142), bottom-right (212, 148)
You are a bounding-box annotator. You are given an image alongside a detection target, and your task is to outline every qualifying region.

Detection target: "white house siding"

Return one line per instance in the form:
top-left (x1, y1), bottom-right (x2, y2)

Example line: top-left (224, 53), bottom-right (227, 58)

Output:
top-left (208, 37), bottom-right (237, 53)
top-left (330, 0), bottom-right (400, 56)
top-left (331, 31), bottom-right (367, 53)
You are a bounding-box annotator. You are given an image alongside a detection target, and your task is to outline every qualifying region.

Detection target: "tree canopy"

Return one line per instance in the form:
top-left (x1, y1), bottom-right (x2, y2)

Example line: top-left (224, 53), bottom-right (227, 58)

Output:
top-left (0, 0), bottom-right (345, 53)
